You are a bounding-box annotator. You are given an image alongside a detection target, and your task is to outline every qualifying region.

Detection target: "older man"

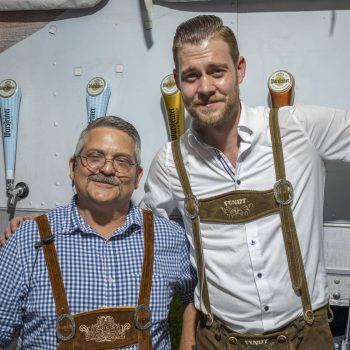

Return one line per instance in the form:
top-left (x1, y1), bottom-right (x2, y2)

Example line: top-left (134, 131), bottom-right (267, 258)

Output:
top-left (0, 116), bottom-right (196, 350)
top-left (142, 15), bottom-right (350, 349)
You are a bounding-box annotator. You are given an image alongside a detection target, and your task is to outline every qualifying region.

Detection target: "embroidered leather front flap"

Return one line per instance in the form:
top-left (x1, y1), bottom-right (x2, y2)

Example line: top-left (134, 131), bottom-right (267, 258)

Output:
top-left (198, 189), bottom-right (279, 224)
top-left (58, 307), bottom-right (139, 350)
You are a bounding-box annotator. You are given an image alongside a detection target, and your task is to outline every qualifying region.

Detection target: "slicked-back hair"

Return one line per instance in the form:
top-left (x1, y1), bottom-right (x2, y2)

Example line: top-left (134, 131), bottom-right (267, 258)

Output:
top-left (74, 116), bottom-right (141, 164)
top-left (172, 15), bottom-right (240, 69)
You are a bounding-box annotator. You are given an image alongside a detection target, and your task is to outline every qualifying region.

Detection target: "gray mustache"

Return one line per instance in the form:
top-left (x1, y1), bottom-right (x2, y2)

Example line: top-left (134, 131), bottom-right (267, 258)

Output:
top-left (88, 173), bottom-right (120, 186)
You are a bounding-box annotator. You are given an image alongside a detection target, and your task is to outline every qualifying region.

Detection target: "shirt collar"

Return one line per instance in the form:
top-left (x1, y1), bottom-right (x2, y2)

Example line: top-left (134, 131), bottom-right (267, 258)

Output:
top-left (115, 203), bottom-right (143, 236)
top-left (60, 196), bottom-right (142, 237)
top-left (237, 101), bottom-right (253, 141)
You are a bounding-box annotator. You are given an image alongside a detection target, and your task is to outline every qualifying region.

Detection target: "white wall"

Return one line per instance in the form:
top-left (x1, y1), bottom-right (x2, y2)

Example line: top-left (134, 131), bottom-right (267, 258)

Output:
top-left (0, 0), bottom-right (349, 225)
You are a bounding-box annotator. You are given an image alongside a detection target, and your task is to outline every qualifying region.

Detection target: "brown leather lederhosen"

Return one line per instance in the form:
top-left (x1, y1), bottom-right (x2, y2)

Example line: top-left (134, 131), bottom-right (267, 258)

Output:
top-left (35, 209), bottom-right (154, 350)
top-left (171, 109), bottom-right (316, 338)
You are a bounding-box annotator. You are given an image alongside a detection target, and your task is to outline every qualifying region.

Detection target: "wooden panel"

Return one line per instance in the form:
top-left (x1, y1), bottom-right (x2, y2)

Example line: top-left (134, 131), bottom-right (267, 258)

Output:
top-left (0, 11), bottom-right (65, 53)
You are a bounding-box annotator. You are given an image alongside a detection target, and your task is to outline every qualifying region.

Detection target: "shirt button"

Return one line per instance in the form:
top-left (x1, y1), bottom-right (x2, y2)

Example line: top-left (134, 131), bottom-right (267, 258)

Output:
top-left (257, 273), bottom-right (262, 278)
top-left (236, 179), bottom-right (241, 185)
top-left (264, 306), bottom-right (269, 312)
top-left (108, 276), bottom-right (114, 284)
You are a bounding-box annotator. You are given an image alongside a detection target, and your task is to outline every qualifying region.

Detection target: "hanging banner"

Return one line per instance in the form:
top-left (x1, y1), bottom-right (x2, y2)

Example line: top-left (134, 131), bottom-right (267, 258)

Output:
top-left (160, 74), bottom-right (185, 141)
top-left (0, 79), bottom-right (21, 190)
top-left (0, 0), bottom-right (103, 10)
top-left (86, 77), bottom-right (111, 123)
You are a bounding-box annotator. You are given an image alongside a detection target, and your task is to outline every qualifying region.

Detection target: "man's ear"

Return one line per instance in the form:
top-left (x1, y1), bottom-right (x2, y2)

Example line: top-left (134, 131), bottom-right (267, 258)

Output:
top-left (236, 56), bottom-right (246, 84)
top-left (69, 157), bottom-right (76, 181)
top-left (134, 165), bottom-right (143, 189)
top-left (173, 68), bottom-right (180, 89)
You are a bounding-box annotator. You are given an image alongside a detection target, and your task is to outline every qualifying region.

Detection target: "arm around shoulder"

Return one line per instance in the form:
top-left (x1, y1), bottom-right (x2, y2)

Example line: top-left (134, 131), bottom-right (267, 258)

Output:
top-left (1, 213), bottom-right (41, 247)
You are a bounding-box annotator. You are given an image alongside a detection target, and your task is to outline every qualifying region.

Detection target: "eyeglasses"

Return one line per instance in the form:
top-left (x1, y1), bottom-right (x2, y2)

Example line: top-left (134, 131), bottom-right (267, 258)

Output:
top-left (78, 154), bottom-right (137, 174)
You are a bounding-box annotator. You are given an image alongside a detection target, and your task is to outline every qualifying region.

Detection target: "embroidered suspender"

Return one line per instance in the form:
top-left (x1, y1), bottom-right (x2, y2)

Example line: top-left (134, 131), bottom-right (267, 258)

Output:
top-left (35, 209), bottom-right (154, 350)
top-left (171, 108), bottom-right (314, 325)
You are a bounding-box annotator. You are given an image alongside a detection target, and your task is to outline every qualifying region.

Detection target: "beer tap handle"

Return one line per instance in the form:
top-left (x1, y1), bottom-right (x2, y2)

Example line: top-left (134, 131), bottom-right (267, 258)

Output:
top-left (268, 70), bottom-right (294, 108)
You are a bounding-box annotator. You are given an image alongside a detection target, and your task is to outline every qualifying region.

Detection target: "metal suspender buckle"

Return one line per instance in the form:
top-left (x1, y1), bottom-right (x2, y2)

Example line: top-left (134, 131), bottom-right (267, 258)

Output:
top-left (134, 304), bottom-right (152, 330)
top-left (184, 194), bottom-right (199, 219)
top-left (273, 179), bottom-right (294, 205)
top-left (56, 313), bottom-right (76, 341)
top-left (304, 310), bottom-right (314, 325)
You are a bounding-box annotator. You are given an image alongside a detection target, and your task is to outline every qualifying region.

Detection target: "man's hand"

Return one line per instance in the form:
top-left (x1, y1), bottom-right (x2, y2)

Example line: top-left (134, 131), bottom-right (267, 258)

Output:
top-left (0, 214), bottom-right (40, 247)
top-left (179, 303), bottom-right (198, 350)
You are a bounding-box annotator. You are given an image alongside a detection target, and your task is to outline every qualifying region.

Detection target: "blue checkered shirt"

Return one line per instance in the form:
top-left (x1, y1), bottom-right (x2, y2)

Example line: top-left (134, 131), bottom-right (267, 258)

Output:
top-left (0, 197), bottom-right (196, 349)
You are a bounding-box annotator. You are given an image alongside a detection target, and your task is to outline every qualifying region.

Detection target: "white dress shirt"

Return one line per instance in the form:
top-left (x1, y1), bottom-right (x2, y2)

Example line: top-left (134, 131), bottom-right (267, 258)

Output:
top-left (142, 102), bottom-right (350, 333)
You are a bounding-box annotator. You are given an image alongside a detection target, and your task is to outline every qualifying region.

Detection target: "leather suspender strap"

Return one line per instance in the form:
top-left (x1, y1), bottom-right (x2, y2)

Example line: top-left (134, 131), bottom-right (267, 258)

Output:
top-left (171, 140), bottom-right (213, 325)
top-left (137, 209), bottom-right (155, 350)
top-left (35, 215), bottom-right (74, 350)
top-left (269, 108), bottom-right (314, 324)
top-left (36, 212), bottom-right (154, 350)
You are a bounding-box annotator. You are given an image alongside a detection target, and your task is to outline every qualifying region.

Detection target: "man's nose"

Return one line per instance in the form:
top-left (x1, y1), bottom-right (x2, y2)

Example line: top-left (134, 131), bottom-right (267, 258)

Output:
top-left (197, 76), bottom-right (215, 96)
top-left (100, 159), bottom-right (116, 174)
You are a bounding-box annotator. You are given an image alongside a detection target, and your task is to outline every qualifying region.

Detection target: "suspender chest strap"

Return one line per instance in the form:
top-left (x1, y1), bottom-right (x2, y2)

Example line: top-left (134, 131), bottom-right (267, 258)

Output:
top-left (137, 209), bottom-right (154, 349)
top-left (35, 209), bottom-right (154, 350)
top-left (35, 215), bottom-right (73, 345)
top-left (269, 108), bottom-right (313, 324)
top-left (171, 108), bottom-right (314, 326)
top-left (172, 140), bottom-right (213, 325)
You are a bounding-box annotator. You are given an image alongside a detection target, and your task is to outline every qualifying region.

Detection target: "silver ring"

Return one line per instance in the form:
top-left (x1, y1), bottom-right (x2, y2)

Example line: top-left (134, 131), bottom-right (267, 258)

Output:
top-left (184, 194), bottom-right (199, 219)
top-left (134, 304), bottom-right (152, 330)
top-left (56, 313), bottom-right (76, 341)
top-left (273, 179), bottom-right (294, 205)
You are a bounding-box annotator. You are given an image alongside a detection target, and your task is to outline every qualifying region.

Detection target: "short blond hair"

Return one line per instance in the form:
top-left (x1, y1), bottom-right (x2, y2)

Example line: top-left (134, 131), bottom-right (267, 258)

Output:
top-left (173, 15), bottom-right (240, 69)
